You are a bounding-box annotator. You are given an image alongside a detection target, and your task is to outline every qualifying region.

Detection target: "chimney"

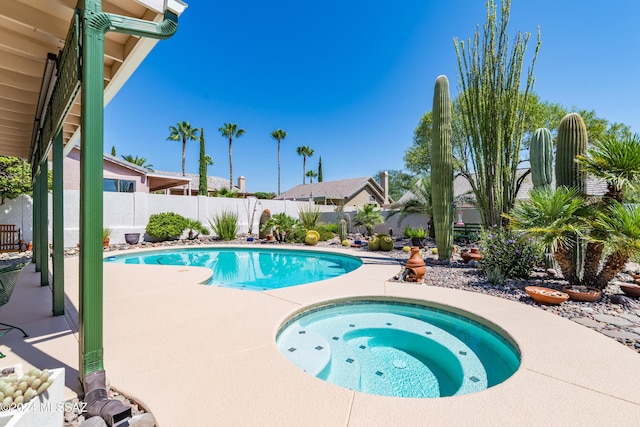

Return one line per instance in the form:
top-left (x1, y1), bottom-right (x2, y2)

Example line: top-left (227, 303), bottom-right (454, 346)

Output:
top-left (379, 171), bottom-right (389, 205)
top-left (238, 176), bottom-right (246, 193)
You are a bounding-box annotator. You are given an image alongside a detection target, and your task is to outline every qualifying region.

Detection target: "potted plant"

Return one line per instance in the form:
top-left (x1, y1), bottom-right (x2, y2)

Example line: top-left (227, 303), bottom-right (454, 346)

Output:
top-left (102, 227), bottom-right (112, 247)
top-left (404, 226), bottom-right (427, 247)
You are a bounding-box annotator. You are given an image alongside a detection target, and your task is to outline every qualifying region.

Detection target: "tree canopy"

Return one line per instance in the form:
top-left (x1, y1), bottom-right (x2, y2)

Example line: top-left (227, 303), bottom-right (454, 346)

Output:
top-left (0, 156), bottom-right (31, 204)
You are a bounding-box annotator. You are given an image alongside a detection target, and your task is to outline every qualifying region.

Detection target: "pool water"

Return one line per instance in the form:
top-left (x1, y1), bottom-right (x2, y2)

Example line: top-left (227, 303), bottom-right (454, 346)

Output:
top-left (277, 301), bottom-right (520, 398)
top-left (104, 247), bottom-right (362, 291)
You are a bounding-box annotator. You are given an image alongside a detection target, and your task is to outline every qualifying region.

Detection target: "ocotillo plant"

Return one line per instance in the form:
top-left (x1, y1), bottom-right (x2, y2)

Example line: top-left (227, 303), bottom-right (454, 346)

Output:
top-left (431, 75), bottom-right (454, 261)
top-left (555, 112), bottom-right (588, 281)
top-left (530, 128), bottom-right (553, 189)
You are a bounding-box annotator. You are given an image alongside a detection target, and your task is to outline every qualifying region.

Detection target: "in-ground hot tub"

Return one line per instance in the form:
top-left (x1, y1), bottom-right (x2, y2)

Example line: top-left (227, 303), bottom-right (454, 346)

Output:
top-left (276, 299), bottom-right (520, 398)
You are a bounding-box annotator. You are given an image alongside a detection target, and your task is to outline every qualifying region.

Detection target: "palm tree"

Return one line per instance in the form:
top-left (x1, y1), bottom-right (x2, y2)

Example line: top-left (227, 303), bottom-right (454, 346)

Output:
top-left (219, 123), bottom-right (246, 190)
top-left (296, 146), bottom-right (314, 184)
top-left (271, 129), bottom-right (288, 195)
top-left (306, 169), bottom-right (317, 183)
top-left (167, 121), bottom-right (199, 176)
top-left (576, 133), bottom-right (640, 284)
top-left (388, 176), bottom-right (434, 237)
top-left (506, 187), bottom-right (589, 285)
top-left (353, 204), bottom-right (384, 236)
top-left (121, 154), bottom-right (154, 171)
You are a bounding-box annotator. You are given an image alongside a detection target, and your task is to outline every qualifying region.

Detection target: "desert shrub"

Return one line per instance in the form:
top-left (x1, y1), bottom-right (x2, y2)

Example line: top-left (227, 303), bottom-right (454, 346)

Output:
top-left (323, 223), bottom-right (338, 233)
top-left (261, 213), bottom-right (300, 242)
top-left (403, 226), bottom-right (426, 238)
top-left (184, 218), bottom-right (210, 239)
top-left (298, 204), bottom-right (321, 229)
top-left (145, 212), bottom-right (187, 240)
top-left (478, 226), bottom-right (543, 281)
top-left (208, 210), bottom-right (239, 241)
top-left (254, 191), bottom-right (275, 199)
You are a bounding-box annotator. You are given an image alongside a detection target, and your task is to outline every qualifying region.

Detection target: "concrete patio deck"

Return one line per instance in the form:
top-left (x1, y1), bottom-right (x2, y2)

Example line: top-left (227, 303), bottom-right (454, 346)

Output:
top-left (1, 245), bottom-right (639, 426)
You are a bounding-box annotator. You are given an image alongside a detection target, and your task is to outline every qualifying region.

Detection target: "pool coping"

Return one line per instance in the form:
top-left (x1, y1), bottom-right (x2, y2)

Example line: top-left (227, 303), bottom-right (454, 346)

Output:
top-left (3, 244), bottom-right (640, 425)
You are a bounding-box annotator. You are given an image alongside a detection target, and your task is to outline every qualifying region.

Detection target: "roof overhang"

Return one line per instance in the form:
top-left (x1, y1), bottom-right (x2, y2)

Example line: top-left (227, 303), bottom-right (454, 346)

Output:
top-left (145, 173), bottom-right (191, 192)
top-left (0, 0), bottom-right (186, 162)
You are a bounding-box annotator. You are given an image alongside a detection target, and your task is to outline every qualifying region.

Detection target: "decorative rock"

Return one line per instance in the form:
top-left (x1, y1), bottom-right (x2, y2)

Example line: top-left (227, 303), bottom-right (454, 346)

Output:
top-left (593, 314), bottom-right (633, 326)
top-left (618, 313), bottom-right (640, 323)
top-left (128, 413), bottom-right (156, 427)
top-left (600, 329), bottom-right (640, 341)
top-left (546, 268), bottom-right (558, 277)
top-left (78, 416), bottom-right (108, 427)
top-left (571, 317), bottom-right (603, 329)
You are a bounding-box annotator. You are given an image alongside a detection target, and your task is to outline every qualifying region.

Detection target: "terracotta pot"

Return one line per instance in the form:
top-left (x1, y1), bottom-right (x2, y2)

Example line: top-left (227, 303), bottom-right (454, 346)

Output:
top-left (460, 251), bottom-right (482, 263)
top-left (405, 246), bottom-right (426, 282)
top-left (620, 283), bottom-right (640, 298)
top-left (562, 286), bottom-right (602, 302)
top-left (470, 247), bottom-right (480, 254)
top-left (525, 286), bottom-right (569, 305)
top-left (102, 237), bottom-right (110, 247)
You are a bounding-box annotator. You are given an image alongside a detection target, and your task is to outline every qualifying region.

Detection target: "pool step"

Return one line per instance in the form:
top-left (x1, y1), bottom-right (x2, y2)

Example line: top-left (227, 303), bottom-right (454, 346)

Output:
top-left (277, 325), bottom-right (331, 377)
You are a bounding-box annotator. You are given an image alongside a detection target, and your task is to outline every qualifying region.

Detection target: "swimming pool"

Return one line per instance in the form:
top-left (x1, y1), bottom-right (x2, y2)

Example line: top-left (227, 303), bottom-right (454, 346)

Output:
top-left (276, 300), bottom-right (520, 398)
top-left (104, 247), bottom-right (362, 291)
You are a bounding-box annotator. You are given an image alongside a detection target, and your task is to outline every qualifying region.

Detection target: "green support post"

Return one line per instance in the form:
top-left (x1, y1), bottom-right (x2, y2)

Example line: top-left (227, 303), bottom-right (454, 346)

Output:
top-left (77, 0), bottom-right (179, 382)
top-left (39, 160), bottom-right (49, 286)
top-left (79, 0), bottom-right (107, 378)
top-left (52, 131), bottom-right (65, 315)
top-left (33, 174), bottom-right (40, 273)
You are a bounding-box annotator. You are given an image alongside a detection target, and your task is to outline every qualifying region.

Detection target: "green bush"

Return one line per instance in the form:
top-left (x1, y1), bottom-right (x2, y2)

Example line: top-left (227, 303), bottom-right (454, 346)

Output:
top-left (146, 212), bottom-right (187, 240)
top-left (478, 226), bottom-right (543, 282)
top-left (261, 213), bottom-right (300, 242)
top-left (323, 223), bottom-right (338, 233)
top-left (208, 210), bottom-right (239, 241)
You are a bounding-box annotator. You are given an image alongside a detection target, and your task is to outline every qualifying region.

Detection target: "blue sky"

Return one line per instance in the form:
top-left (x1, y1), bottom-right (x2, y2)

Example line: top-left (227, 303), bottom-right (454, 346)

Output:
top-left (104, 0), bottom-right (640, 194)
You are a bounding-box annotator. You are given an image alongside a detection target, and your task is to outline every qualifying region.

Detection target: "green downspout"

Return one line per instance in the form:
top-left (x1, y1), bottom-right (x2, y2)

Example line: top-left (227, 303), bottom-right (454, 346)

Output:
top-left (78, 0), bottom-right (179, 381)
top-left (32, 174), bottom-right (40, 273)
top-left (52, 131), bottom-right (64, 315)
top-left (39, 161), bottom-right (49, 286)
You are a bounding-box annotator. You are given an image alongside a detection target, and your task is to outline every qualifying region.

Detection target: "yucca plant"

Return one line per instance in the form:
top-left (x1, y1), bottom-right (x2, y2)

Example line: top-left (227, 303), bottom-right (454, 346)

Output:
top-left (208, 210), bottom-right (239, 241)
top-left (298, 204), bottom-right (321, 230)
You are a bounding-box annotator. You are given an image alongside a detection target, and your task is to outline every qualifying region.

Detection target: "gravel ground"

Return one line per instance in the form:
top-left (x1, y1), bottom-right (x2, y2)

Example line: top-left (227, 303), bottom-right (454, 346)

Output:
top-left (4, 234), bottom-right (640, 426)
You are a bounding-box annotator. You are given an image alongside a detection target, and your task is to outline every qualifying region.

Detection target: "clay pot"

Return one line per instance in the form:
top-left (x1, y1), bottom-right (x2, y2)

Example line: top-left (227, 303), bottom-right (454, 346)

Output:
top-left (460, 251), bottom-right (482, 263)
top-left (405, 246), bottom-right (426, 282)
top-left (620, 283), bottom-right (640, 298)
top-left (562, 286), bottom-right (602, 302)
top-left (525, 286), bottom-right (569, 305)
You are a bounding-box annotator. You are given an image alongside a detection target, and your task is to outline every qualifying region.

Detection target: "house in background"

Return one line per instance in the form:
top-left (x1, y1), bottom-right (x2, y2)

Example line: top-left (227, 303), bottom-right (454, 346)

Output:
top-left (276, 172), bottom-right (392, 208)
top-left (396, 169), bottom-right (609, 225)
top-left (63, 146), bottom-right (239, 195)
top-left (154, 170), bottom-right (242, 196)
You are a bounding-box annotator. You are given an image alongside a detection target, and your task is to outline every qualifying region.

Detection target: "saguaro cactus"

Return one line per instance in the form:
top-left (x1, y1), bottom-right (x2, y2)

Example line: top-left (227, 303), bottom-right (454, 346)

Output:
top-left (530, 128), bottom-right (553, 189)
top-left (431, 75), bottom-right (454, 261)
top-left (555, 113), bottom-right (587, 193)
top-left (555, 112), bottom-right (588, 282)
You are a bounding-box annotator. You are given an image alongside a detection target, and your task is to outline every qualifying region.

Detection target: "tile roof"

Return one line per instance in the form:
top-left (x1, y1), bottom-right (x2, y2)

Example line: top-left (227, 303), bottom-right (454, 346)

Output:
top-left (275, 176), bottom-right (386, 202)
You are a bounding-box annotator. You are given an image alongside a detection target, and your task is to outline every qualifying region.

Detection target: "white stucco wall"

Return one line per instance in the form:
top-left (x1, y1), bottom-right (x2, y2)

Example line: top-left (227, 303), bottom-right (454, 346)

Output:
top-left (0, 192), bottom-right (311, 247)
